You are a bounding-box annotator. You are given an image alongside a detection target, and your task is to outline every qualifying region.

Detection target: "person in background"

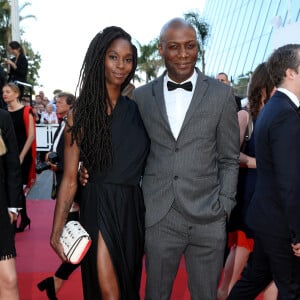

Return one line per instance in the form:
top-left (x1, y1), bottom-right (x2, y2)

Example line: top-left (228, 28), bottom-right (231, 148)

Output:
top-left (3, 41), bottom-right (28, 99)
top-left (37, 92), bottom-right (80, 300)
top-left (50, 26), bottom-right (150, 300)
top-left (0, 108), bottom-right (23, 300)
top-left (41, 103), bottom-right (58, 124)
top-left (216, 72), bottom-right (242, 111)
top-left (228, 43), bottom-right (300, 300)
top-left (35, 94), bottom-right (42, 105)
top-left (49, 89), bottom-right (62, 114)
top-left (31, 101), bottom-right (41, 124)
top-left (132, 18), bottom-right (239, 299)
top-left (217, 62), bottom-right (278, 300)
top-left (21, 96), bottom-right (31, 106)
top-left (39, 90), bottom-right (45, 101)
top-left (2, 82), bottom-right (35, 233)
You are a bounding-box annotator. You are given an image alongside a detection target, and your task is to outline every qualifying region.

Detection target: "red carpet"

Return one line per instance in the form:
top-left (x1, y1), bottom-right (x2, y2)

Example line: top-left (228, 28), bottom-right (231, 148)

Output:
top-left (16, 200), bottom-right (263, 299)
top-left (15, 200), bottom-right (191, 300)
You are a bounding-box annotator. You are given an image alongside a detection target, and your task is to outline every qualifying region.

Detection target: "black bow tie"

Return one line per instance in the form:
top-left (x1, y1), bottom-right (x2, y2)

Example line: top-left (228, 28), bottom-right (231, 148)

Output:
top-left (167, 81), bottom-right (193, 91)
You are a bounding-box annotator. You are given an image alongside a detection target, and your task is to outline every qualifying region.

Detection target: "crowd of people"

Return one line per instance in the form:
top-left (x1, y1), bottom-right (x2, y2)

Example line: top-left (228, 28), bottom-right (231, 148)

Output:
top-left (1, 18), bottom-right (300, 300)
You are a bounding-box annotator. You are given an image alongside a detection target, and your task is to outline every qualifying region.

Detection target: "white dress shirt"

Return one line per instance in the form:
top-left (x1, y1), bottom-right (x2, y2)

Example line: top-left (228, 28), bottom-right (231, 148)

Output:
top-left (164, 70), bottom-right (198, 139)
top-left (277, 87), bottom-right (300, 107)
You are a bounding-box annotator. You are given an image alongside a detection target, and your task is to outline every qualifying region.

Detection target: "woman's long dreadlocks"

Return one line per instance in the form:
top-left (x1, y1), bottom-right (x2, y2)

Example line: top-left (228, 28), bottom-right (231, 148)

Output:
top-left (71, 26), bottom-right (138, 171)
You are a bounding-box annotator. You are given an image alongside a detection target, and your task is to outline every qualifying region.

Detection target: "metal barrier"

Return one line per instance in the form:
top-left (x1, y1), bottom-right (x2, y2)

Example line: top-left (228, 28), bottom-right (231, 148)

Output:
top-left (36, 124), bottom-right (59, 151)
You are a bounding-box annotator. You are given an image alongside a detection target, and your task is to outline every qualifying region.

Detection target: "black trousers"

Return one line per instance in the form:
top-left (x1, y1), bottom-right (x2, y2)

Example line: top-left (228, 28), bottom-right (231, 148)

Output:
top-left (228, 233), bottom-right (300, 300)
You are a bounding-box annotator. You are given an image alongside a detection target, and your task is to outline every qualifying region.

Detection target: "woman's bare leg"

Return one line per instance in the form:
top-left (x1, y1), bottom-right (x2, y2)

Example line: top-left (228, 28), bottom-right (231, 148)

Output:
top-left (0, 258), bottom-right (19, 300)
top-left (217, 245), bottom-right (250, 300)
top-left (263, 281), bottom-right (278, 300)
top-left (97, 231), bottom-right (119, 300)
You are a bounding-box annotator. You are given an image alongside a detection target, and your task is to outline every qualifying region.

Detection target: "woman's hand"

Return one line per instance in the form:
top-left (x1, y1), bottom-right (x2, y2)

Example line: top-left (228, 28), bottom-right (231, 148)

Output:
top-left (50, 230), bottom-right (68, 262)
top-left (3, 58), bottom-right (10, 65)
top-left (3, 58), bottom-right (15, 68)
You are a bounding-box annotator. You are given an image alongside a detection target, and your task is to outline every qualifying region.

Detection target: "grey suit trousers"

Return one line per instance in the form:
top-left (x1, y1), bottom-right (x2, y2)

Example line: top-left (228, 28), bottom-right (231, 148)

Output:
top-left (144, 205), bottom-right (227, 300)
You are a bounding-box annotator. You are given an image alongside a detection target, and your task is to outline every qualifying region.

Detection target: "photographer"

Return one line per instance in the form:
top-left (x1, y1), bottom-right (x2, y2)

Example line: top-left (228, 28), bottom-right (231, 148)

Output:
top-left (37, 92), bottom-right (80, 299)
top-left (3, 41), bottom-right (28, 99)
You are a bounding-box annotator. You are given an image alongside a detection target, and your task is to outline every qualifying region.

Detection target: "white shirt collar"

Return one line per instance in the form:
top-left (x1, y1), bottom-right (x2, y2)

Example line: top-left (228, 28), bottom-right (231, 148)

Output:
top-left (277, 87), bottom-right (299, 107)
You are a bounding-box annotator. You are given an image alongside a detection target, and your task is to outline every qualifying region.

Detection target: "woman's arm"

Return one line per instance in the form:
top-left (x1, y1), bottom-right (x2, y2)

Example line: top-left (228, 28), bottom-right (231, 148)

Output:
top-left (238, 109), bottom-right (248, 146)
top-left (19, 113), bottom-right (35, 164)
top-left (239, 152), bottom-right (256, 168)
top-left (50, 113), bottom-right (80, 261)
top-left (238, 109), bottom-right (256, 168)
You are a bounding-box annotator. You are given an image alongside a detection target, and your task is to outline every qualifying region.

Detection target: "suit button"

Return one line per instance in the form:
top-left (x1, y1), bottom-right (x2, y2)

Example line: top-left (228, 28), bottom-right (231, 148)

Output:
top-left (175, 148), bottom-right (179, 152)
top-left (174, 176), bottom-right (178, 180)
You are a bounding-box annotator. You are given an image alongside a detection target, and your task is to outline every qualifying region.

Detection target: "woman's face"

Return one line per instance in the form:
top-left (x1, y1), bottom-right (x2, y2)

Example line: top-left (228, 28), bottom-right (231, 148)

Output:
top-left (105, 38), bottom-right (134, 88)
top-left (2, 85), bottom-right (19, 104)
top-left (8, 46), bottom-right (19, 56)
top-left (46, 104), bottom-right (53, 113)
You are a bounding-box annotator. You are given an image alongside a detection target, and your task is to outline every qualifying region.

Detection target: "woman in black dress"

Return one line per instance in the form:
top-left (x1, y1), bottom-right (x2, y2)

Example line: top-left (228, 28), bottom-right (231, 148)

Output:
top-left (0, 108), bottom-right (23, 299)
top-left (50, 26), bottom-right (149, 300)
top-left (2, 83), bottom-right (35, 232)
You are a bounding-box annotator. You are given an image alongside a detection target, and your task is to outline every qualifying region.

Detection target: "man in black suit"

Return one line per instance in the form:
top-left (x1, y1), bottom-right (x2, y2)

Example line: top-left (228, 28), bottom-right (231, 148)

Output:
top-left (228, 44), bottom-right (300, 299)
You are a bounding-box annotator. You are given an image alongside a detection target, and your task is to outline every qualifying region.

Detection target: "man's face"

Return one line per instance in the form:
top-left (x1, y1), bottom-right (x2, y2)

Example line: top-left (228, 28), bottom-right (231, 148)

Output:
top-left (158, 26), bottom-right (198, 83)
top-left (293, 51), bottom-right (300, 99)
top-left (55, 97), bottom-right (70, 115)
top-left (216, 74), bottom-right (229, 85)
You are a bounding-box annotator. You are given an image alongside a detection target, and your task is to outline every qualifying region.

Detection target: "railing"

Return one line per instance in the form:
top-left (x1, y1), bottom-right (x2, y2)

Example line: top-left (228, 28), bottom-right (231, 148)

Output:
top-left (36, 124), bottom-right (59, 151)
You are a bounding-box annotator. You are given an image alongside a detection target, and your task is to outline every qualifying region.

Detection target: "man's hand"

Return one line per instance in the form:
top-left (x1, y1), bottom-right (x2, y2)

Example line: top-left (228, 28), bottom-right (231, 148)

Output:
top-left (291, 243), bottom-right (300, 257)
top-left (46, 152), bottom-right (58, 171)
top-left (8, 211), bottom-right (18, 223)
top-left (79, 164), bottom-right (89, 186)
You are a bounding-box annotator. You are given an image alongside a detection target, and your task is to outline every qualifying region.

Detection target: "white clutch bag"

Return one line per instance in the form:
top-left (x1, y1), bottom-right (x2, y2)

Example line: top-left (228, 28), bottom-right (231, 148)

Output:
top-left (60, 221), bottom-right (92, 264)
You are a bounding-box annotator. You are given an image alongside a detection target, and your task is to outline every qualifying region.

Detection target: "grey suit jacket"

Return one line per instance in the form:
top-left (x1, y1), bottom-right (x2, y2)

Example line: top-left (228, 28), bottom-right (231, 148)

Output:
top-left (133, 69), bottom-right (240, 227)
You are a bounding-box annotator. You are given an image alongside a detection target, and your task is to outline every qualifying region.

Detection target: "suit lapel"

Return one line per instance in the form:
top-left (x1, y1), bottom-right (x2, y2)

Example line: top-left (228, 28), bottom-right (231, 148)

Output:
top-left (152, 73), bottom-right (174, 133)
top-left (180, 71), bottom-right (208, 134)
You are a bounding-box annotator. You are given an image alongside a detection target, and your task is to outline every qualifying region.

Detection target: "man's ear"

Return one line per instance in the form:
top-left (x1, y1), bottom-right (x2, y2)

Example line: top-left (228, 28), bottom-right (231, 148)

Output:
top-left (286, 67), bottom-right (297, 79)
top-left (158, 43), bottom-right (163, 57)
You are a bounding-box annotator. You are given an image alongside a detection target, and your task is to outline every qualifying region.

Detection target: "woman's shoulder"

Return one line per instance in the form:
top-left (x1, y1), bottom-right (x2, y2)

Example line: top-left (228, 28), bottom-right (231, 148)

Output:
top-left (122, 95), bottom-right (138, 109)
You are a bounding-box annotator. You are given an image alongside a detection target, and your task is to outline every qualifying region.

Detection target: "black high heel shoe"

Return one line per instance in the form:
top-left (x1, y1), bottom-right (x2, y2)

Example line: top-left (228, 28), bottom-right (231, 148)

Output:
top-left (15, 217), bottom-right (31, 233)
top-left (37, 277), bottom-right (58, 300)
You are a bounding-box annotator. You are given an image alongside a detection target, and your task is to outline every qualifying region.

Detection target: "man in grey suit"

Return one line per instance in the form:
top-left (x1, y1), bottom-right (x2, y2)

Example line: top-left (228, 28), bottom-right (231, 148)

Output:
top-left (133, 18), bottom-right (240, 299)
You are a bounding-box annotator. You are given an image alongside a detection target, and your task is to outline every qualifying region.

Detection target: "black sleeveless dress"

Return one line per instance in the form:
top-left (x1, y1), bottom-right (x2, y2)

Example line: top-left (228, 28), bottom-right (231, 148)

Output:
top-left (79, 96), bottom-right (150, 299)
top-left (9, 107), bottom-right (32, 185)
top-left (228, 119), bottom-right (257, 238)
